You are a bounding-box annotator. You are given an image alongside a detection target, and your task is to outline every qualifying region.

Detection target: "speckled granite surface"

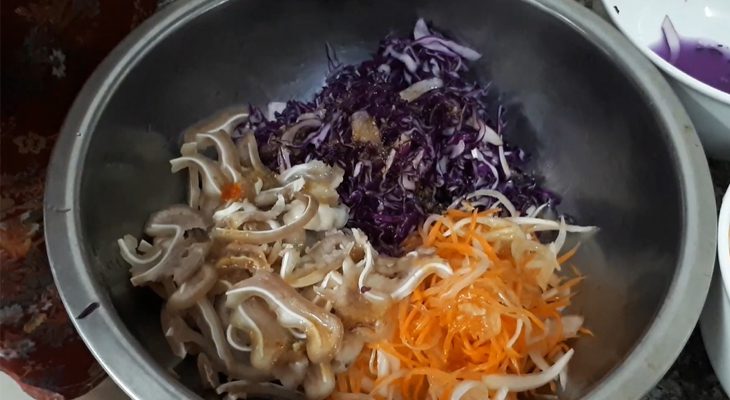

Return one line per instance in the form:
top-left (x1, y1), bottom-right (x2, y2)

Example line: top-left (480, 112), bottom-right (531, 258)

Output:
top-left (645, 329), bottom-right (727, 400)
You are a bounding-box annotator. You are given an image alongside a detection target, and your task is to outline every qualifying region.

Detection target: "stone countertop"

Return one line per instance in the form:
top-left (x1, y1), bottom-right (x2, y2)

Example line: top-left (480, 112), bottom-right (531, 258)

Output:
top-left (645, 329), bottom-right (727, 400)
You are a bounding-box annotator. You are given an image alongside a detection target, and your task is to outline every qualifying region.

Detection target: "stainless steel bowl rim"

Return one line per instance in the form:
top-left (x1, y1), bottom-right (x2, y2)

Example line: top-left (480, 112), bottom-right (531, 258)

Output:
top-left (44, 0), bottom-right (717, 399)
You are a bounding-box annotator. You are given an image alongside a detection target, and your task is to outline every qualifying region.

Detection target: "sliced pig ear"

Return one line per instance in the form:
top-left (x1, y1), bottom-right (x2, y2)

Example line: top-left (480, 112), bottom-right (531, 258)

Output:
top-left (332, 333), bottom-right (365, 373)
top-left (215, 195), bottom-right (287, 228)
top-left (130, 205), bottom-right (211, 286)
top-left (197, 353), bottom-right (220, 389)
top-left (272, 350), bottom-right (309, 390)
top-left (281, 232), bottom-right (353, 288)
top-left (225, 271), bottom-right (344, 365)
top-left (195, 297), bottom-right (254, 379)
top-left (172, 242), bottom-right (209, 284)
top-left (196, 130), bottom-right (243, 184)
top-left (145, 204), bottom-right (211, 232)
top-left (180, 142), bottom-right (202, 210)
top-left (179, 109), bottom-right (250, 211)
top-left (255, 177), bottom-right (306, 207)
top-left (238, 131), bottom-right (276, 178)
top-left (277, 160), bottom-right (345, 205)
top-left (160, 306), bottom-right (212, 360)
top-left (182, 107), bottom-right (249, 143)
top-left (130, 239), bottom-right (206, 287)
top-left (359, 247), bottom-right (453, 303)
top-left (284, 201), bottom-right (348, 232)
top-left (303, 362), bottom-right (335, 400)
top-left (213, 194), bottom-right (318, 245)
top-left (229, 299), bottom-right (291, 373)
top-left (170, 154), bottom-right (226, 212)
top-left (167, 264), bottom-right (218, 311)
top-left (117, 234), bottom-right (162, 271)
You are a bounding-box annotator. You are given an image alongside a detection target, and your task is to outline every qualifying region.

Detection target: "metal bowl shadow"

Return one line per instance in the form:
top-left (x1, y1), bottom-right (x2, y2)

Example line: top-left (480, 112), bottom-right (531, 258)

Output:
top-left (44, 0), bottom-right (717, 399)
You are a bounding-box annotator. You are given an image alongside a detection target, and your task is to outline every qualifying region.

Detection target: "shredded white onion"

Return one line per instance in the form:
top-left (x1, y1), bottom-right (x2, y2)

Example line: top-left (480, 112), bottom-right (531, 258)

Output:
top-left (462, 189), bottom-right (519, 217)
top-left (529, 351), bottom-right (551, 371)
top-left (506, 217), bottom-right (596, 233)
top-left (481, 349), bottom-right (574, 391)
top-left (498, 145), bottom-right (511, 179)
top-left (413, 18), bottom-right (430, 40)
top-left (661, 16), bottom-right (681, 63)
top-left (492, 387), bottom-right (509, 400)
top-left (399, 77), bottom-right (444, 102)
top-left (549, 216), bottom-right (567, 255)
top-left (527, 203), bottom-right (549, 218)
top-left (267, 102), bottom-right (287, 121)
top-left (506, 319), bottom-right (524, 348)
top-left (561, 315), bottom-right (584, 338)
top-left (450, 381), bottom-right (482, 400)
top-left (478, 119), bottom-right (503, 146)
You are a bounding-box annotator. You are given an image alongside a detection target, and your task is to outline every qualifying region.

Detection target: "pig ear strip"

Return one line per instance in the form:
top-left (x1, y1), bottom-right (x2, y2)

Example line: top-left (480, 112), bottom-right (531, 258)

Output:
top-left (117, 109), bottom-right (453, 399)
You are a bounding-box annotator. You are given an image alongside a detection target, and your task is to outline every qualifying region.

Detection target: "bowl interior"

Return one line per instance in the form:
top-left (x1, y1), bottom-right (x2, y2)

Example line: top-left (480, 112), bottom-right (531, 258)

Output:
top-left (76, 0), bottom-right (684, 398)
top-left (602, 0), bottom-right (730, 102)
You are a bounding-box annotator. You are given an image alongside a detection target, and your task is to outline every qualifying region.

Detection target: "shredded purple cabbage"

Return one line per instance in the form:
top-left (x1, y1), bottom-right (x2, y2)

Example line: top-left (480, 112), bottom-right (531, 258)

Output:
top-left (242, 19), bottom-right (558, 255)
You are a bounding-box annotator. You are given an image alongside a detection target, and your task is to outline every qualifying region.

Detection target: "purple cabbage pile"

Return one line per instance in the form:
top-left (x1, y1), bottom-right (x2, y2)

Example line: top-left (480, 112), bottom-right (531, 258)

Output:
top-left (243, 19), bottom-right (557, 255)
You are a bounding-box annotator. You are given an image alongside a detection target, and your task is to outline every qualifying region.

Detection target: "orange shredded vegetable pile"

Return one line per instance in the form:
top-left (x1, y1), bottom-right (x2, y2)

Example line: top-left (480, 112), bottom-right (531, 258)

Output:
top-left (331, 208), bottom-right (589, 400)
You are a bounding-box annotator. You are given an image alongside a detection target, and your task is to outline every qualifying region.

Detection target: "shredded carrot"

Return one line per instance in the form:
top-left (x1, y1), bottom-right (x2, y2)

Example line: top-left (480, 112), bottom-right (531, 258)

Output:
top-left (578, 327), bottom-right (595, 337)
top-left (557, 243), bottom-right (580, 265)
top-left (220, 183), bottom-right (245, 202)
top-left (332, 209), bottom-right (587, 400)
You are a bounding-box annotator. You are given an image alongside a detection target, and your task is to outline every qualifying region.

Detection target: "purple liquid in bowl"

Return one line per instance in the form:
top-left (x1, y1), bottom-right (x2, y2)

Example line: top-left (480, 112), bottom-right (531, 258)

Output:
top-left (651, 23), bottom-right (730, 94)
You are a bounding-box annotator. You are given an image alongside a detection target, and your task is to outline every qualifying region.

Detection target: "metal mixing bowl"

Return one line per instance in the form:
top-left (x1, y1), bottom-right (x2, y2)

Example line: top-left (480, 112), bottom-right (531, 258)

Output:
top-left (44, 0), bottom-right (717, 399)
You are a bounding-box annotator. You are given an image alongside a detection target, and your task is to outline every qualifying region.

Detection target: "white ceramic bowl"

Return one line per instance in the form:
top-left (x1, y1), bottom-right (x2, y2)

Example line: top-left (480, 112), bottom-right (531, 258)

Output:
top-left (601, 0), bottom-right (730, 159)
top-left (700, 185), bottom-right (730, 396)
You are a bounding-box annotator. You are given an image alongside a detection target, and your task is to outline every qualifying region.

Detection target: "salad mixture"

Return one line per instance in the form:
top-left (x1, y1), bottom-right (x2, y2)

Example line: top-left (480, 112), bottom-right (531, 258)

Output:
top-left (118, 20), bottom-right (593, 400)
